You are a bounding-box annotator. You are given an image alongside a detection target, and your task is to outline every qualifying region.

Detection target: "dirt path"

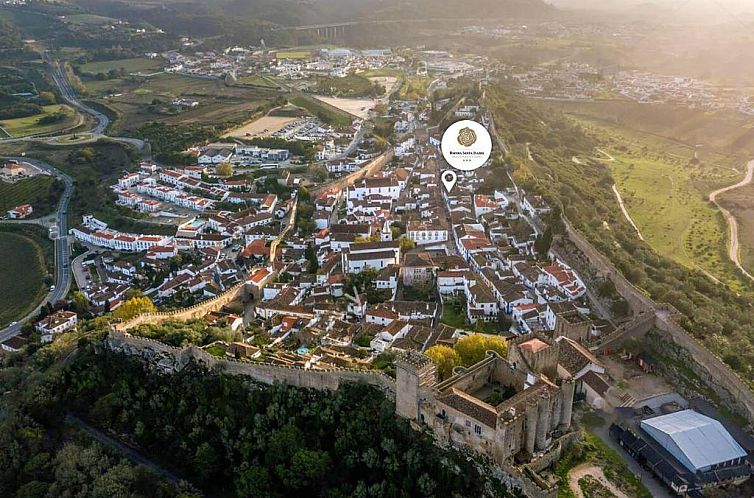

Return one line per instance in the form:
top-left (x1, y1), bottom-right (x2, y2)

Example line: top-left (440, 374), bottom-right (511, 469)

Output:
top-left (569, 464), bottom-right (630, 498)
top-left (612, 184), bottom-right (644, 241)
top-left (596, 148), bottom-right (616, 162)
top-left (708, 159), bottom-right (754, 283)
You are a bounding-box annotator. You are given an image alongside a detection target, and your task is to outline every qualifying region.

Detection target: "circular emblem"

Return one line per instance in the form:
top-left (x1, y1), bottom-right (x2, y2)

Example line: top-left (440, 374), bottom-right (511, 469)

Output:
top-left (441, 120), bottom-right (492, 172)
top-left (457, 127), bottom-right (477, 147)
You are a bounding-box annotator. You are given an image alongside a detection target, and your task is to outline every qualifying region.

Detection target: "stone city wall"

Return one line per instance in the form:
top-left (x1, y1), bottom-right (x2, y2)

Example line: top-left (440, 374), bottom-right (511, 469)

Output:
top-left (113, 282), bottom-right (247, 332)
top-left (105, 331), bottom-right (396, 398)
top-left (561, 217), bottom-right (754, 425)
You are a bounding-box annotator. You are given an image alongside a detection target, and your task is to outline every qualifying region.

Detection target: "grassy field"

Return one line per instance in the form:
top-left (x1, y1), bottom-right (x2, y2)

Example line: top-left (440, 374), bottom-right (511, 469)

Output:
top-left (549, 100), bottom-right (754, 158)
top-left (719, 183), bottom-right (754, 274)
top-left (0, 227), bottom-right (53, 328)
top-left (397, 75), bottom-right (432, 100)
top-left (290, 95), bottom-right (353, 127)
top-left (357, 68), bottom-right (403, 78)
top-left (575, 118), bottom-right (745, 288)
top-left (275, 50), bottom-right (312, 59)
top-left (0, 105), bottom-right (78, 138)
top-left (314, 74), bottom-right (383, 98)
top-left (0, 175), bottom-right (64, 217)
top-left (81, 73), bottom-right (279, 134)
top-left (235, 74), bottom-right (279, 88)
top-left (79, 57), bottom-right (163, 75)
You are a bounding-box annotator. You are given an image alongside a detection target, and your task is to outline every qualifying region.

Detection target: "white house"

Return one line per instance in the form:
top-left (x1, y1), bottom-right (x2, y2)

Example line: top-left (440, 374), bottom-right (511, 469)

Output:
top-left (342, 241), bottom-right (401, 273)
top-left (407, 220), bottom-right (449, 246)
top-left (35, 310), bottom-right (78, 343)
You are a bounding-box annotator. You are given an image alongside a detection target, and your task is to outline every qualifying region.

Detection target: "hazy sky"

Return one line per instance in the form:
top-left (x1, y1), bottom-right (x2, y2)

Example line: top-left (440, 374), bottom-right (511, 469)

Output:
top-left (550, 0), bottom-right (754, 10)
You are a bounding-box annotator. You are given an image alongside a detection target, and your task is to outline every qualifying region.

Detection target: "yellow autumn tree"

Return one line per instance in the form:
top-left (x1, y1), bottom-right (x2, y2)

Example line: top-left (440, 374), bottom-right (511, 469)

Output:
top-left (425, 345), bottom-right (461, 381)
top-left (454, 334), bottom-right (508, 367)
top-left (217, 162), bottom-right (233, 177)
top-left (112, 296), bottom-right (157, 321)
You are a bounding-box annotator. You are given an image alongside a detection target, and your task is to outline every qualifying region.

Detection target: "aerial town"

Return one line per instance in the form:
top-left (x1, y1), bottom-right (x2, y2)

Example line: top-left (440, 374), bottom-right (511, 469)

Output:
top-left (3, 1), bottom-right (754, 497)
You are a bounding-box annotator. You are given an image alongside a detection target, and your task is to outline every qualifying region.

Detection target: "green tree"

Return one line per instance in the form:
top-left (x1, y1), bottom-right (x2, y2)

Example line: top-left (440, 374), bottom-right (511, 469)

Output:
top-left (38, 91), bottom-right (56, 105)
top-left (534, 227), bottom-right (553, 256)
top-left (310, 164), bottom-right (328, 182)
top-left (71, 291), bottom-right (90, 315)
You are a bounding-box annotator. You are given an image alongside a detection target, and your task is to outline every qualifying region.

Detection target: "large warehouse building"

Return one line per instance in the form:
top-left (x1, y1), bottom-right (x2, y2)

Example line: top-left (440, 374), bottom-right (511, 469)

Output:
top-left (640, 410), bottom-right (747, 474)
top-left (611, 410), bottom-right (750, 495)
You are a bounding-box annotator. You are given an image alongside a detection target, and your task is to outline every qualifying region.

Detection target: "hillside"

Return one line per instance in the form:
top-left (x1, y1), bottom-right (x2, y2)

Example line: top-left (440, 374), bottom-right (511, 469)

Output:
top-left (73, 0), bottom-right (555, 28)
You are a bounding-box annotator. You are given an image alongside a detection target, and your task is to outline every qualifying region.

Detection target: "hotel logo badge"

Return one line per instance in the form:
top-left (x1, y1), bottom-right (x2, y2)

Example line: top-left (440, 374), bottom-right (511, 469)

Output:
top-left (457, 127), bottom-right (477, 147)
top-left (441, 120), bottom-right (492, 172)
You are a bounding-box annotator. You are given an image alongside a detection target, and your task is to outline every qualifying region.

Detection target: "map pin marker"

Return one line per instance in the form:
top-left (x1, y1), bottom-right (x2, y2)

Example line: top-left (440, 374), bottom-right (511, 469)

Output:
top-left (441, 170), bottom-right (458, 193)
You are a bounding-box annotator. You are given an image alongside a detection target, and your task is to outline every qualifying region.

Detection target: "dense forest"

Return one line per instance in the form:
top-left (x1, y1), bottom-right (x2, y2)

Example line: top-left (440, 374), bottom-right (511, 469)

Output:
top-left (0, 336), bottom-right (519, 497)
top-left (486, 84), bottom-right (754, 389)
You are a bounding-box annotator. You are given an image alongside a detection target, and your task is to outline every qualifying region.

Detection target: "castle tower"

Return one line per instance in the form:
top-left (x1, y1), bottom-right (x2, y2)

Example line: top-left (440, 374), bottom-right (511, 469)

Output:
top-left (395, 352), bottom-right (436, 421)
top-left (524, 399), bottom-right (538, 456)
top-left (559, 378), bottom-right (575, 430)
top-left (535, 393), bottom-right (552, 451)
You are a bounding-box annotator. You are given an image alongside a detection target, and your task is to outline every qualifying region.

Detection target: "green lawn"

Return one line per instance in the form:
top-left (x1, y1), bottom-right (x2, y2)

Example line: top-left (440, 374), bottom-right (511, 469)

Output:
top-left (358, 68), bottom-right (403, 78)
top-left (0, 228), bottom-right (52, 327)
top-left (0, 175), bottom-right (64, 217)
top-left (79, 57), bottom-right (163, 75)
top-left (441, 300), bottom-right (468, 328)
top-left (0, 105), bottom-right (78, 138)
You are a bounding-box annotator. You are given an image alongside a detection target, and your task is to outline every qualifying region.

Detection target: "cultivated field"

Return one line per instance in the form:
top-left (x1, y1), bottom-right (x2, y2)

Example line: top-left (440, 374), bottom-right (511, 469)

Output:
top-left (79, 57), bottom-right (163, 75)
top-left (0, 105), bottom-right (79, 138)
top-left (222, 114), bottom-right (299, 139)
top-left (0, 175), bottom-right (63, 216)
top-left (313, 95), bottom-right (376, 119)
top-left (0, 230), bottom-right (50, 327)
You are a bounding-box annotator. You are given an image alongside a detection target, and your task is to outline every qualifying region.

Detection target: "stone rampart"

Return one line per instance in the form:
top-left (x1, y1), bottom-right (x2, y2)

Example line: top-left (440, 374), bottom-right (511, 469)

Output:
top-left (114, 282), bottom-right (247, 332)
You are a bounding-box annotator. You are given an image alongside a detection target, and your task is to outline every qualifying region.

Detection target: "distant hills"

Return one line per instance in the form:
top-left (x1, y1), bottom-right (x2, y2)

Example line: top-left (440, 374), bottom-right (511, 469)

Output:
top-left (74, 0), bottom-right (556, 27)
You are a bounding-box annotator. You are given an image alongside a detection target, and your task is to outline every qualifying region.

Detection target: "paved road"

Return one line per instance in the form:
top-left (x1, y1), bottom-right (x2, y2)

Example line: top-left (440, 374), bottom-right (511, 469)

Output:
top-left (66, 414), bottom-right (184, 485)
top-left (709, 159), bottom-right (754, 283)
top-left (0, 53), bottom-right (146, 152)
top-left (0, 157), bottom-right (74, 341)
top-left (48, 59), bottom-right (108, 135)
top-left (591, 419), bottom-right (673, 498)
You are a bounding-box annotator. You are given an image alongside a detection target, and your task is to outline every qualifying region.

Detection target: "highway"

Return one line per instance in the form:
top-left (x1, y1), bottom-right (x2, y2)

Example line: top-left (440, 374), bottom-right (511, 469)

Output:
top-left (0, 157), bottom-right (74, 342)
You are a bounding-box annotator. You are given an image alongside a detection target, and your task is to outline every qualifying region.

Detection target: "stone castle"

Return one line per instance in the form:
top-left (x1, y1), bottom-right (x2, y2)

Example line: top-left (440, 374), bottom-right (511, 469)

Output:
top-left (105, 330), bottom-right (582, 497)
top-left (396, 335), bottom-right (575, 470)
